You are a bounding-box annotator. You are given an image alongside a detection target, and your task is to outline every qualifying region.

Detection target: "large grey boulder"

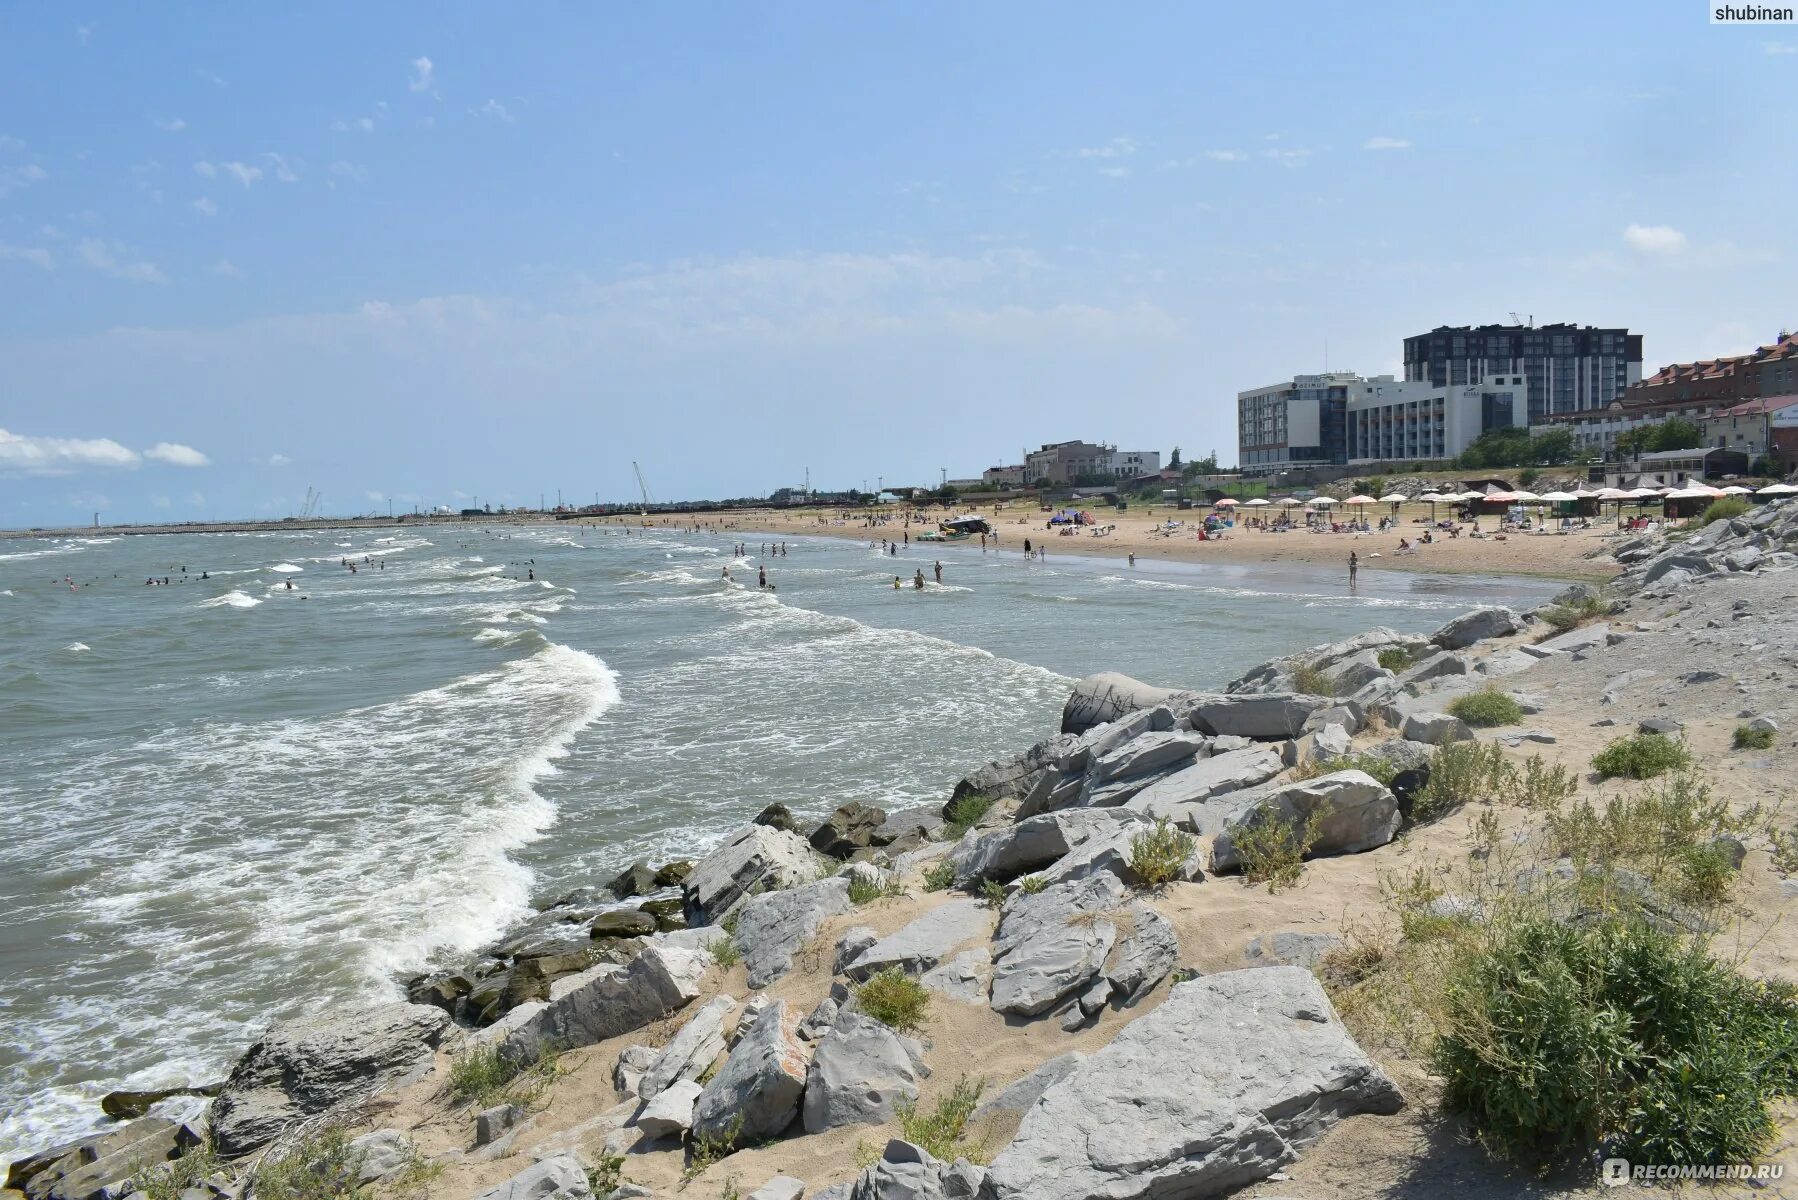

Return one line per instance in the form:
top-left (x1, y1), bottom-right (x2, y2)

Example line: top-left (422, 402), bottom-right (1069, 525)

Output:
top-left (6, 1117), bottom-right (201, 1200)
top-left (949, 808), bottom-right (1140, 886)
top-left (691, 1000), bottom-right (811, 1147)
top-left (502, 945), bottom-right (709, 1066)
top-left (1431, 606), bottom-right (1521, 649)
top-left (1084, 730), bottom-right (1208, 789)
top-left (1324, 650), bottom-right (1391, 697)
top-left (1207, 770), bottom-right (1400, 873)
top-left (1061, 673), bottom-right (1193, 735)
top-left (953, 732), bottom-right (1081, 803)
top-left (877, 805), bottom-right (946, 846)
top-left (211, 1003), bottom-right (449, 1157)
top-left (684, 823), bottom-right (820, 924)
top-left (1401, 711), bottom-right (1474, 746)
top-left (811, 801), bottom-right (888, 859)
top-left (1105, 901), bottom-right (1179, 1005)
top-left (639, 993), bottom-right (736, 1102)
top-left (1401, 650), bottom-right (1472, 685)
top-left (972, 1053), bottom-right (1086, 1121)
top-left (980, 968), bottom-right (1403, 1199)
top-left (1027, 813), bottom-right (1185, 891)
top-left (735, 875), bottom-right (853, 988)
top-left (803, 1011), bottom-right (924, 1132)
top-left (1183, 694), bottom-right (1332, 739)
top-left (1226, 627), bottom-right (1426, 695)
top-left (989, 873), bottom-right (1126, 1017)
top-left (635, 1078), bottom-right (702, 1139)
top-left (843, 900), bottom-right (991, 981)
top-left (1123, 747), bottom-right (1285, 824)
top-left (475, 1153), bottom-right (593, 1200)
top-left (1536, 622), bottom-right (1611, 655)
top-left (1643, 552), bottom-right (1717, 585)
top-left (750, 1178), bottom-right (808, 1200)
top-left (851, 1139), bottom-right (985, 1200)
top-left (920, 948), bottom-right (993, 1004)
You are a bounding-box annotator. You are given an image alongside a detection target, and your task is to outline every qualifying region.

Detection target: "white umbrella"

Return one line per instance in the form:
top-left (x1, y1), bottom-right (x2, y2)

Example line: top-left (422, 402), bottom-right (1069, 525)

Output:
top-left (1344, 494), bottom-right (1377, 505)
top-left (1720, 485), bottom-right (1754, 495)
top-left (1418, 492), bottom-right (1445, 502)
top-left (1756, 483), bottom-right (1798, 495)
top-left (1271, 496), bottom-right (1304, 506)
top-left (1455, 490), bottom-right (1485, 502)
top-left (1214, 497), bottom-right (1240, 507)
top-left (1243, 498), bottom-right (1271, 506)
top-left (1510, 490), bottom-right (1542, 502)
top-left (1595, 488), bottom-right (1631, 500)
top-left (1377, 493), bottom-right (1407, 504)
top-left (1539, 491), bottom-right (1578, 502)
top-left (1309, 496), bottom-right (1339, 507)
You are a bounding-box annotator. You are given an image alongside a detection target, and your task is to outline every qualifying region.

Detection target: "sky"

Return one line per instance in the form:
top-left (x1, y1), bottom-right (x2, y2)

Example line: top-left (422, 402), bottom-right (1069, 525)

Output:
top-left (1, 1), bottom-right (1794, 523)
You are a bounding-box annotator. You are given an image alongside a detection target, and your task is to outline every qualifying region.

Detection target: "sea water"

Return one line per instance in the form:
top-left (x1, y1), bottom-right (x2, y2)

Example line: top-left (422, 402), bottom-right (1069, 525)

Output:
top-left (0, 523), bottom-right (1559, 1164)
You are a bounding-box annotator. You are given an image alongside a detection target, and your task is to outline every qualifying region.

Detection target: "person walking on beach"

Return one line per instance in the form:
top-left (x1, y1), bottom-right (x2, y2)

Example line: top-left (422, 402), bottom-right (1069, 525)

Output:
top-left (1348, 551), bottom-right (1359, 586)
top-left (1024, 537), bottom-right (1032, 558)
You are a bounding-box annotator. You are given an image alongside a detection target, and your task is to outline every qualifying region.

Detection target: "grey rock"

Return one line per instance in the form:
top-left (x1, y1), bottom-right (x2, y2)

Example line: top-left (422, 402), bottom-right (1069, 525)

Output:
top-left (1602, 669), bottom-right (1658, 706)
top-left (1245, 931), bottom-right (1341, 968)
top-left (349, 1129), bottom-right (415, 1183)
top-left (608, 861), bottom-right (659, 900)
top-left (1401, 650), bottom-right (1473, 684)
top-left (1123, 747), bottom-right (1285, 824)
top-left (1061, 673), bottom-right (1193, 735)
top-left (954, 732), bottom-right (1081, 806)
top-left (803, 1011), bottom-right (923, 1133)
top-left (754, 802), bottom-right (802, 834)
top-left (949, 808), bottom-right (1140, 886)
top-left (1749, 715), bottom-right (1780, 734)
top-left (799, 995), bottom-right (841, 1041)
top-left (475, 1153), bottom-right (593, 1200)
top-left (1643, 553), bottom-right (1716, 585)
top-left (1535, 623), bottom-right (1611, 655)
top-left (1106, 902), bottom-right (1178, 1004)
top-left (6, 1117), bottom-right (202, 1200)
top-left (735, 876), bottom-right (853, 988)
top-left (1208, 771), bottom-right (1400, 872)
top-left (1303, 702), bottom-right (1367, 735)
top-left (1431, 606), bottom-right (1521, 649)
top-left (876, 806), bottom-right (946, 846)
top-left (691, 1000), bottom-right (811, 1147)
top-left (844, 900), bottom-right (990, 981)
top-left (1026, 814), bottom-right (1179, 891)
top-left (1639, 717), bottom-right (1684, 735)
top-left (590, 909), bottom-right (658, 939)
top-left (920, 948), bottom-right (993, 1004)
top-left (849, 1140), bottom-right (984, 1200)
top-left (989, 873), bottom-right (1126, 1017)
top-left (812, 801), bottom-right (888, 859)
top-left (1084, 730), bottom-right (1208, 788)
top-left (613, 1044), bottom-right (657, 1099)
top-left (1084, 704), bottom-right (1177, 760)
top-left (1184, 693), bottom-right (1333, 739)
top-left (684, 824), bottom-right (820, 924)
top-left (1477, 649), bottom-right (1541, 679)
top-left (502, 945), bottom-right (709, 1066)
top-left (1362, 738), bottom-right (1435, 772)
top-left (1401, 710), bottom-right (1474, 745)
top-left (211, 1003), bottom-right (450, 1156)
top-left (980, 968), bottom-right (1403, 1200)
top-left (834, 927), bottom-right (879, 974)
top-left (1285, 723), bottom-right (1351, 767)
top-left (972, 1053), bottom-right (1087, 1121)
top-left (635, 1078), bottom-right (702, 1139)
top-left (639, 993), bottom-right (736, 1102)
top-left (749, 1178), bottom-right (808, 1200)
top-left (476, 1104), bottom-right (527, 1147)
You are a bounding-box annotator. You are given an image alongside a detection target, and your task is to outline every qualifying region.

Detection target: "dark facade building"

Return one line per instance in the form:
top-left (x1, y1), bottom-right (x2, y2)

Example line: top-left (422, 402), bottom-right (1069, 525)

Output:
top-left (1403, 323), bottom-right (1642, 423)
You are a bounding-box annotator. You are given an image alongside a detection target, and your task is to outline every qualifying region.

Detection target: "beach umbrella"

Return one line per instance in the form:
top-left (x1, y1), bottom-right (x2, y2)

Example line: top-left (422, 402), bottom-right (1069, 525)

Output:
top-left (1755, 483), bottom-right (1798, 496)
top-left (1377, 493), bottom-right (1406, 504)
top-left (1214, 498), bottom-right (1240, 507)
top-left (1243, 498), bottom-right (1271, 506)
top-left (1344, 494), bottom-right (1376, 505)
top-left (1310, 496), bottom-right (1339, 505)
top-left (1509, 490), bottom-right (1541, 502)
top-left (1720, 485), bottom-right (1754, 495)
top-left (1539, 490), bottom-right (1577, 502)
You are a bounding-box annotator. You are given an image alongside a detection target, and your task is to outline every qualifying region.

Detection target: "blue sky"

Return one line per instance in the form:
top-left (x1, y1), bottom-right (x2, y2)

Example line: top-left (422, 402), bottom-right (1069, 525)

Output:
top-left (1, 2), bottom-right (1794, 522)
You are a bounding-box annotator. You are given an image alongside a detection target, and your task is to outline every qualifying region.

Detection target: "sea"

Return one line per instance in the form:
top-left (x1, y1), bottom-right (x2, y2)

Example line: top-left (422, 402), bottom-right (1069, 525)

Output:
top-left (0, 521), bottom-right (1560, 1165)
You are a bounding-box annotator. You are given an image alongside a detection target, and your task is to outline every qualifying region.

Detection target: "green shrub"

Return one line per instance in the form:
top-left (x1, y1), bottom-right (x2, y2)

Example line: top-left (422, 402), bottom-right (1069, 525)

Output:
top-left (1447, 688), bottom-right (1523, 728)
top-left (1544, 772), bottom-right (1748, 907)
top-left (1290, 661), bottom-right (1334, 696)
top-left (128, 1149), bottom-right (224, 1200)
top-left (1231, 809), bottom-right (1322, 892)
top-left (854, 966), bottom-right (931, 1034)
top-left (848, 872), bottom-right (906, 905)
top-left (897, 1076), bottom-right (988, 1163)
top-left (248, 1128), bottom-right (368, 1200)
top-left (1700, 495), bottom-right (1752, 526)
top-left (943, 794), bottom-right (994, 840)
top-left (978, 879), bottom-right (1007, 908)
top-left (708, 935), bottom-right (742, 968)
top-left (1413, 741), bottom-right (1509, 822)
top-left (1735, 724), bottom-right (1776, 750)
top-left (1376, 646), bottom-right (1416, 672)
top-left (1016, 874), bottom-right (1048, 895)
top-left (1537, 594), bottom-right (1605, 635)
top-left (1292, 752), bottom-right (1398, 788)
top-left (684, 1113), bottom-right (744, 1177)
top-left (1591, 733), bottom-right (1692, 780)
top-left (1496, 753), bottom-right (1578, 811)
top-left (1434, 914), bottom-right (1798, 1169)
top-left (922, 860), bottom-right (956, 892)
top-left (1128, 819), bottom-right (1195, 888)
top-left (448, 1039), bottom-right (561, 1109)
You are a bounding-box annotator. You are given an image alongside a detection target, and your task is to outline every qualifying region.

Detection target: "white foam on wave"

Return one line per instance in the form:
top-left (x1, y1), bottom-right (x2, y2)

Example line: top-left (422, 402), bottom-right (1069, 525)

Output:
top-left (200, 591), bottom-right (261, 609)
top-left (65, 642), bottom-right (90, 653)
top-left (269, 563), bottom-right (304, 573)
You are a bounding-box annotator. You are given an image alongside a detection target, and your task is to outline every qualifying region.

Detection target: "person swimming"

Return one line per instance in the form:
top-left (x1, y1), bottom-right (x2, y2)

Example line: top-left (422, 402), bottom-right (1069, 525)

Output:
top-left (913, 569), bottom-right (925, 589)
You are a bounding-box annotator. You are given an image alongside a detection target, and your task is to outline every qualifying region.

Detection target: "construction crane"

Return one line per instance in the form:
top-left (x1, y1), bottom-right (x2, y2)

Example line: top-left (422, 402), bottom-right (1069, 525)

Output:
top-left (632, 462), bottom-right (653, 516)
top-left (299, 487), bottom-right (322, 519)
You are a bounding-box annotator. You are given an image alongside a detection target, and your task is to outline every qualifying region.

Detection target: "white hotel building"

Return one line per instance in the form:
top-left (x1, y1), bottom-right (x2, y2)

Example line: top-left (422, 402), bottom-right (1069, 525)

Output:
top-left (1346, 374), bottom-right (1528, 465)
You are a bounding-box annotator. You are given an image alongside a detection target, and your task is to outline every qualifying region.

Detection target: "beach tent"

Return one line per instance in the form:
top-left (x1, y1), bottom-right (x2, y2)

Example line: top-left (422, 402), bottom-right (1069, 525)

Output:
top-left (1756, 483), bottom-right (1798, 496)
top-left (942, 515), bottom-right (991, 533)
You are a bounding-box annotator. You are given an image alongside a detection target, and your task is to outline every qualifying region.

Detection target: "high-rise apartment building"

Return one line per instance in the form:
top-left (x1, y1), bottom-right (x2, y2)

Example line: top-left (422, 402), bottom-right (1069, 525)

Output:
top-left (1403, 323), bottom-right (1642, 423)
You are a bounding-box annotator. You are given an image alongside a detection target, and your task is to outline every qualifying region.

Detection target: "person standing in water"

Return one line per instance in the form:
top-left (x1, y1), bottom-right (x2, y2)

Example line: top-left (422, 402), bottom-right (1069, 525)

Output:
top-left (893, 575), bottom-right (901, 589)
top-left (933, 560), bottom-right (942, 584)
top-left (758, 565), bottom-right (767, 588)
top-left (1348, 551), bottom-right (1359, 586)
top-left (913, 569), bottom-right (925, 589)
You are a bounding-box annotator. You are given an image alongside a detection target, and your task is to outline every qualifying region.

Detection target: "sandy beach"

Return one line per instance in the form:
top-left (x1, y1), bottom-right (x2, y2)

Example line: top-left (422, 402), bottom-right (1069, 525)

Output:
top-left (678, 498), bottom-right (1625, 582)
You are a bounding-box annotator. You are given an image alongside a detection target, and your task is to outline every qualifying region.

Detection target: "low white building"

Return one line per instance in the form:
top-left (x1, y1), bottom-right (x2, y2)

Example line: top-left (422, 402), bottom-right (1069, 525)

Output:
top-left (1346, 374), bottom-right (1528, 464)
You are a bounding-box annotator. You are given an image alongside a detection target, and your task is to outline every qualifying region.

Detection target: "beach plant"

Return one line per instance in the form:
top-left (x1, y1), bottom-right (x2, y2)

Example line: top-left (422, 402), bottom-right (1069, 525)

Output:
top-left (1537, 593), bottom-right (1606, 635)
top-left (942, 794), bottom-right (994, 840)
top-left (922, 860), bottom-right (956, 892)
top-left (1289, 661), bottom-right (1334, 697)
top-left (848, 871), bottom-right (906, 905)
top-left (1016, 873), bottom-right (1048, 895)
top-left (707, 934), bottom-right (742, 969)
top-left (853, 966), bottom-right (931, 1034)
top-left (1495, 753), bottom-right (1578, 811)
top-left (1291, 752), bottom-right (1398, 788)
top-left (1128, 819), bottom-right (1195, 888)
top-left (897, 1076), bottom-right (988, 1163)
top-left (1376, 646), bottom-right (1416, 673)
top-left (1735, 724), bottom-right (1776, 750)
top-left (1433, 914), bottom-right (1798, 1170)
top-left (247, 1127), bottom-right (368, 1200)
top-left (1412, 741), bottom-right (1509, 823)
top-left (1231, 809), bottom-right (1322, 892)
top-left (684, 1114), bottom-right (744, 1178)
top-left (448, 1038), bottom-right (562, 1109)
top-left (127, 1148), bottom-right (225, 1200)
top-left (978, 878), bottom-right (1007, 908)
top-left (1544, 771), bottom-right (1747, 907)
top-left (585, 1152), bottom-right (625, 1196)
top-left (1446, 688), bottom-right (1523, 728)
top-left (1700, 495), bottom-right (1752, 526)
top-left (1591, 732), bottom-right (1693, 780)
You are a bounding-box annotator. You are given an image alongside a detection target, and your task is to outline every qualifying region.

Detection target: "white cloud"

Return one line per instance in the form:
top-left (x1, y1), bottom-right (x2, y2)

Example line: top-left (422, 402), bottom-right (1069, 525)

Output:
top-left (0, 428), bottom-right (139, 475)
top-left (74, 23), bottom-right (93, 45)
top-left (193, 161), bottom-right (216, 178)
top-left (1262, 147), bottom-right (1313, 166)
top-left (77, 238), bottom-right (167, 283)
top-left (265, 152), bottom-right (298, 182)
top-left (0, 242), bottom-right (53, 269)
top-left (0, 163), bottom-right (48, 197)
top-left (223, 161), bottom-right (263, 187)
top-left (1097, 166), bottom-right (1130, 178)
top-left (328, 160), bottom-right (367, 184)
top-left (208, 258), bottom-right (242, 277)
top-left (1766, 41), bottom-right (1798, 54)
top-left (1362, 136), bottom-right (1411, 151)
top-left (1075, 137), bottom-right (1135, 159)
top-left (154, 117), bottom-right (187, 132)
top-left (144, 442), bottom-right (210, 467)
top-left (358, 117), bottom-right (375, 132)
top-left (409, 56), bottom-right (436, 94)
top-left (0, 134), bottom-right (24, 151)
top-left (1623, 223), bottom-right (1688, 255)
top-left (473, 99), bottom-right (514, 123)
top-left (1204, 149), bottom-right (1248, 162)
top-left (264, 453), bottom-right (291, 467)
top-left (192, 196), bottom-right (217, 217)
